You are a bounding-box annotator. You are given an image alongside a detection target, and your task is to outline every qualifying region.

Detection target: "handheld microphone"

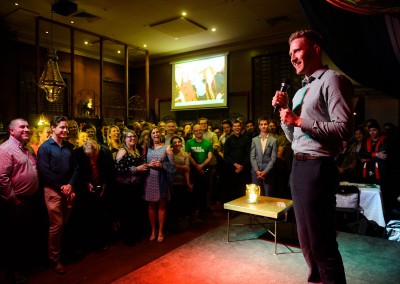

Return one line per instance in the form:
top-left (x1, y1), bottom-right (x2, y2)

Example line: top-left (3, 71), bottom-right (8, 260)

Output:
top-left (273, 79), bottom-right (291, 114)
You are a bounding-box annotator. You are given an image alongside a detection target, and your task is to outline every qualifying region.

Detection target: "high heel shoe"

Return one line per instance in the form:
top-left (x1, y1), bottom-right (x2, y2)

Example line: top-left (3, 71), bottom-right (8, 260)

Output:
top-left (157, 234), bottom-right (164, 242)
top-left (149, 233), bottom-right (156, 241)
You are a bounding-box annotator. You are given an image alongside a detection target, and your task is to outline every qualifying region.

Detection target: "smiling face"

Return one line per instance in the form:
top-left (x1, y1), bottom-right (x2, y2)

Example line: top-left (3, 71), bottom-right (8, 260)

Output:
top-left (193, 125), bottom-right (203, 140)
top-left (232, 122), bottom-right (242, 136)
top-left (150, 128), bottom-right (161, 144)
top-left (289, 37), bottom-right (321, 77)
top-left (10, 119), bottom-right (30, 143)
top-left (124, 131), bottom-right (137, 148)
top-left (172, 137), bottom-right (183, 152)
top-left (52, 120), bottom-right (69, 140)
top-left (109, 126), bottom-right (120, 140)
top-left (86, 127), bottom-right (96, 139)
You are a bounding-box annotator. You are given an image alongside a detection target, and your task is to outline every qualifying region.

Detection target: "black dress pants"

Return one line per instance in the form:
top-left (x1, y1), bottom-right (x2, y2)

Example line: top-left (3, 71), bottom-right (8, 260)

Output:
top-left (290, 158), bottom-right (346, 284)
top-left (0, 194), bottom-right (43, 275)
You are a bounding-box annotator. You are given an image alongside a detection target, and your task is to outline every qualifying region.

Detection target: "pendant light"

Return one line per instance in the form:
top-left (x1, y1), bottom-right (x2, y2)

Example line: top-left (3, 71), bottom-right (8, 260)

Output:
top-left (38, 7), bottom-right (66, 102)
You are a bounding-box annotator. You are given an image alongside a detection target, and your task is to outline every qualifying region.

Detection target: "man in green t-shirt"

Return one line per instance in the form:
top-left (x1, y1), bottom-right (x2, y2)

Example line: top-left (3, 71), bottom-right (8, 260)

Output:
top-left (186, 124), bottom-right (213, 220)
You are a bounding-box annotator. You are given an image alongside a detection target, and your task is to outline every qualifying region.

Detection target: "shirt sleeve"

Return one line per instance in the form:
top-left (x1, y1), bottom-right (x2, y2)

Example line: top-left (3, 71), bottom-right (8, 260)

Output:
top-left (211, 133), bottom-right (220, 148)
top-left (0, 148), bottom-right (15, 200)
top-left (281, 123), bottom-right (294, 142)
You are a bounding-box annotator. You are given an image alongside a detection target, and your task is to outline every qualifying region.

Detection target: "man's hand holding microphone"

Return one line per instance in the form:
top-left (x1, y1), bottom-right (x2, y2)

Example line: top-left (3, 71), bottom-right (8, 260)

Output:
top-left (272, 79), bottom-right (302, 127)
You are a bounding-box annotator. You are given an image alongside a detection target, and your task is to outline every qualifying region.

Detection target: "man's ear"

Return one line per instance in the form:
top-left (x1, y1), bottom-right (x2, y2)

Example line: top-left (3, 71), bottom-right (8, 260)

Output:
top-left (313, 44), bottom-right (321, 56)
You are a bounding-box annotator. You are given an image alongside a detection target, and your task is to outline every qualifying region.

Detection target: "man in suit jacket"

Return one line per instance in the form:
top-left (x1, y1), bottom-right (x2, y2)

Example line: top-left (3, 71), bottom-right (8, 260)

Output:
top-left (250, 116), bottom-right (278, 196)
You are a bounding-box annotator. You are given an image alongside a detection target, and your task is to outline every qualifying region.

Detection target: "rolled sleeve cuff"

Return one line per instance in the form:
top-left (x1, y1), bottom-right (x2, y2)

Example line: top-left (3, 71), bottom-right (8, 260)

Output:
top-left (300, 118), bottom-right (314, 133)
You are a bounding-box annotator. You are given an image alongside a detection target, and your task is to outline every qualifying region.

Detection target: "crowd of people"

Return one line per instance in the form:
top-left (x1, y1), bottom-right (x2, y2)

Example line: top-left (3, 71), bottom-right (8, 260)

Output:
top-left (2, 28), bottom-right (400, 284)
top-left (0, 112), bottom-right (400, 283)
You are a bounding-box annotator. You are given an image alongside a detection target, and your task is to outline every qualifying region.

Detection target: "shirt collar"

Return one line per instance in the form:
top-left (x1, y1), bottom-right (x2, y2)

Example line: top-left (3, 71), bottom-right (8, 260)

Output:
top-left (9, 136), bottom-right (30, 154)
top-left (9, 136), bottom-right (25, 148)
top-left (302, 68), bottom-right (328, 87)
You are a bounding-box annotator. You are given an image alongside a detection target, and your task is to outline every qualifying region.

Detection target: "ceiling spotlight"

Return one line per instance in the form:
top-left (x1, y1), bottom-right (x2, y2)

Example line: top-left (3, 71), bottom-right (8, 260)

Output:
top-left (211, 28), bottom-right (216, 32)
top-left (143, 44), bottom-right (147, 48)
top-left (84, 41), bottom-right (89, 45)
top-left (182, 11), bottom-right (187, 16)
top-left (117, 50), bottom-right (121, 54)
top-left (45, 30), bottom-right (49, 34)
top-left (15, 3), bottom-right (19, 6)
top-left (70, 20), bottom-right (74, 24)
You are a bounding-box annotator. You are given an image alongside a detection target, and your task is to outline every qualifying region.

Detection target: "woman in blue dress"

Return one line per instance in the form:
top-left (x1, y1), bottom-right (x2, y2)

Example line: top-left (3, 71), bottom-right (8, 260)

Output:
top-left (144, 127), bottom-right (174, 242)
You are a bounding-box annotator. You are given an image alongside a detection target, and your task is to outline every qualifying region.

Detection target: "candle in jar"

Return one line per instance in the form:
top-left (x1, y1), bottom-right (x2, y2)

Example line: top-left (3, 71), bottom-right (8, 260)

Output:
top-left (248, 193), bottom-right (257, 203)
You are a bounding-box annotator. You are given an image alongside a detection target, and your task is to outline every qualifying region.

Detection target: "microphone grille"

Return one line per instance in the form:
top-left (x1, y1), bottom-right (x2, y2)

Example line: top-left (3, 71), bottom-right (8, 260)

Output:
top-left (282, 78), bottom-right (291, 86)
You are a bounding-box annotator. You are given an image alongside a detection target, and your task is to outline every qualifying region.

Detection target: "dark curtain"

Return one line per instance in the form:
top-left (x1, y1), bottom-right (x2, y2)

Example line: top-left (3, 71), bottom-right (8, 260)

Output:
top-left (299, 0), bottom-right (400, 96)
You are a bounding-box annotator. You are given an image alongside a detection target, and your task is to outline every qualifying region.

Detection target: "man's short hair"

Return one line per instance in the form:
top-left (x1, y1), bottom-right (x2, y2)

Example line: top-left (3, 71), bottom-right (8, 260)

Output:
top-left (50, 115), bottom-right (68, 128)
top-left (245, 120), bottom-right (255, 126)
top-left (257, 115), bottom-right (269, 125)
top-left (232, 119), bottom-right (242, 125)
top-left (221, 119), bottom-right (232, 127)
top-left (165, 120), bottom-right (177, 126)
top-left (289, 29), bottom-right (323, 47)
top-left (367, 119), bottom-right (381, 130)
top-left (198, 117), bottom-right (208, 125)
top-left (9, 118), bottom-right (27, 130)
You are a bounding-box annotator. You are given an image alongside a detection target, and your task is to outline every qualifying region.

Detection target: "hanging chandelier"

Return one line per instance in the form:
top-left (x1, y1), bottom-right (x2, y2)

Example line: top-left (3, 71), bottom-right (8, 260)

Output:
top-left (38, 48), bottom-right (66, 102)
top-left (38, 3), bottom-right (66, 103)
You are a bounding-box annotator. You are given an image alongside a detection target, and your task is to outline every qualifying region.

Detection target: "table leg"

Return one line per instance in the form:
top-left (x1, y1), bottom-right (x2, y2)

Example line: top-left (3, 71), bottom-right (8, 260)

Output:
top-left (226, 210), bottom-right (231, 243)
top-left (274, 221), bottom-right (277, 255)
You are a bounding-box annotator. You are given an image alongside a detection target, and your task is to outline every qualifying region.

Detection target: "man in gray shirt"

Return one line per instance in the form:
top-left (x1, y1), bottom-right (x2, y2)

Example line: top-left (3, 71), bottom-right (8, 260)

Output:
top-left (273, 30), bottom-right (353, 284)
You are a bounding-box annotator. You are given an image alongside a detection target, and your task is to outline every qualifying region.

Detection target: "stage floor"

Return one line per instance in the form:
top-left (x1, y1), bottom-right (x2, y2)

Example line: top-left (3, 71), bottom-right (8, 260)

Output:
top-left (115, 214), bottom-right (400, 284)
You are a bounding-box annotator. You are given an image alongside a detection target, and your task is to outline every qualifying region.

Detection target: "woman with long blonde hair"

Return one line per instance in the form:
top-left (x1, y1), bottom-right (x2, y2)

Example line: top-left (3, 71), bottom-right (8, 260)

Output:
top-left (107, 125), bottom-right (122, 159)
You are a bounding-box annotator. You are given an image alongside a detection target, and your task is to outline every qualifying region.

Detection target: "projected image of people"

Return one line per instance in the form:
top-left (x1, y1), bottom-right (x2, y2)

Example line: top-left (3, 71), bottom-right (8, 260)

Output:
top-left (172, 55), bottom-right (227, 110)
top-left (200, 66), bottom-right (224, 101)
top-left (175, 66), bottom-right (197, 103)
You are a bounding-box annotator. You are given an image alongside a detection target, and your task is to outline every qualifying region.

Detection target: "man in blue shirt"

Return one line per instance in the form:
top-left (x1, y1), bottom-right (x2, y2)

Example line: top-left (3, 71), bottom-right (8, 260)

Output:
top-left (38, 115), bottom-right (78, 274)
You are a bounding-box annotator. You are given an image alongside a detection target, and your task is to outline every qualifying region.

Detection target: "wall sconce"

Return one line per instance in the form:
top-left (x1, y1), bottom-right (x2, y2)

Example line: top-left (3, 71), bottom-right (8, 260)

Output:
top-left (38, 48), bottom-right (66, 102)
top-left (38, 113), bottom-right (50, 126)
top-left (246, 184), bottom-right (260, 204)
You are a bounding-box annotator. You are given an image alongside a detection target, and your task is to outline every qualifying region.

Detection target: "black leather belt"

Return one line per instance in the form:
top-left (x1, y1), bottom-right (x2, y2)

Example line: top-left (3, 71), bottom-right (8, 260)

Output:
top-left (295, 153), bottom-right (327, 161)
